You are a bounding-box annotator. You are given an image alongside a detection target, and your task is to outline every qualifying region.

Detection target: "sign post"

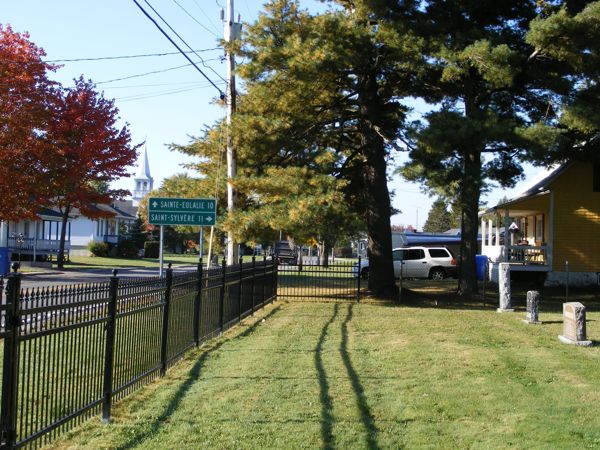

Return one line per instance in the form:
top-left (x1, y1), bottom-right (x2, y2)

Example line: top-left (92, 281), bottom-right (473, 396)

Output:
top-left (148, 198), bottom-right (217, 275)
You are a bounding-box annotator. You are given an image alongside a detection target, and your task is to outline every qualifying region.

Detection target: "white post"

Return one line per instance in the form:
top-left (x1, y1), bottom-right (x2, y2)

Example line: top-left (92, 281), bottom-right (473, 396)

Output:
top-left (495, 214), bottom-right (500, 248)
top-left (159, 225), bottom-right (164, 277)
top-left (488, 219), bottom-right (493, 247)
top-left (33, 221), bottom-right (38, 262)
top-left (504, 209), bottom-right (510, 261)
top-left (225, 0), bottom-right (238, 266)
top-left (481, 218), bottom-right (486, 248)
top-left (207, 226), bottom-right (215, 269)
top-left (0, 221), bottom-right (7, 247)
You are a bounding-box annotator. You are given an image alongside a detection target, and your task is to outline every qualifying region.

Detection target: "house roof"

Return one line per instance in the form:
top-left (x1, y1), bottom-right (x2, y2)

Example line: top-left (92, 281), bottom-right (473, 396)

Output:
top-left (485, 162), bottom-right (572, 214)
top-left (38, 207), bottom-right (65, 219)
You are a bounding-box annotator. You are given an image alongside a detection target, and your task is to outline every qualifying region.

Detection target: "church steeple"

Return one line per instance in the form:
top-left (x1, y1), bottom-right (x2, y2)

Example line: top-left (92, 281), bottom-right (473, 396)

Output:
top-left (132, 145), bottom-right (153, 206)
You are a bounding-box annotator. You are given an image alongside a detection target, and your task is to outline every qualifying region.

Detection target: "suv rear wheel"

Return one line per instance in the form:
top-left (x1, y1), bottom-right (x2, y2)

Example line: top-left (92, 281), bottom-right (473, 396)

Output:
top-left (429, 267), bottom-right (446, 280)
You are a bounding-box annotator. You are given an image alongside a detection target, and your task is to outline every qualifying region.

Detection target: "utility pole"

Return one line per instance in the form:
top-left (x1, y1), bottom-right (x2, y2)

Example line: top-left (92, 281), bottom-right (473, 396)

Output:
top-left (224, 0), bottom-right (240, 265)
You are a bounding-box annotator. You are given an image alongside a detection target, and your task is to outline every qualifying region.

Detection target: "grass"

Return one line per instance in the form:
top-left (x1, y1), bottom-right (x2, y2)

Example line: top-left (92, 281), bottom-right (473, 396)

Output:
top-left (52, 255), bottom-right (202, 270)
top-left (45, 288), bottom-right (600, 449)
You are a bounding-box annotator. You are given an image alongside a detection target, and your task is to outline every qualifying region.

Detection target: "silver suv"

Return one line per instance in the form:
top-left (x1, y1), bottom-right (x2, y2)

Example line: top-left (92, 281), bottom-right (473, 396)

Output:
top-left (354, 246), bottom-right (458, 280)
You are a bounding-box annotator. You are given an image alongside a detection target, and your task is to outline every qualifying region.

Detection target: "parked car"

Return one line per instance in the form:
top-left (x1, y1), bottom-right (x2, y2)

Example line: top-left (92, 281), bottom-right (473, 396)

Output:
top-left (353, 246), bottom-right (458, 280)
top-left (272, 240), bottom-right (298, 264)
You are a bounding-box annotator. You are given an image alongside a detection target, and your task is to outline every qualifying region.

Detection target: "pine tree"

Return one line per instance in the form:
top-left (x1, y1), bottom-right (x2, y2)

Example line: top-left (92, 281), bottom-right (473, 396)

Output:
top-left (371, 0), bottom-right (600, 295)
top-left (423, 199), bottom-right (452, 233)
top-left (227, 0), bottom-right (419, 298)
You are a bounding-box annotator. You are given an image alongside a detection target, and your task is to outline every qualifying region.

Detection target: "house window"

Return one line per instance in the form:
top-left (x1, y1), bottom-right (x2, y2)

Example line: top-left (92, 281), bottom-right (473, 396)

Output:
top-left (593, 162), bottom-right (600, 192)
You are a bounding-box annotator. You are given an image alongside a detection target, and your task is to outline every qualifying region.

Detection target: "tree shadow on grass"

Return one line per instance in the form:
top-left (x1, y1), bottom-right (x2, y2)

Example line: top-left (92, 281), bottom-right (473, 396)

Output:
top-left (340, 303), bottom-right (380, 450)
top-left (118, 305), bottom-right (283, 450)
top-left (315, 303), bottom-right (339, 450)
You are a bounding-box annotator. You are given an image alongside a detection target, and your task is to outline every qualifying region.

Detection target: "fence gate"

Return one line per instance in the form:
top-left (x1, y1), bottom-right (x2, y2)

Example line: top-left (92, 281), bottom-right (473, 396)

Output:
top-left (276, 259), bottom-right (361, 300)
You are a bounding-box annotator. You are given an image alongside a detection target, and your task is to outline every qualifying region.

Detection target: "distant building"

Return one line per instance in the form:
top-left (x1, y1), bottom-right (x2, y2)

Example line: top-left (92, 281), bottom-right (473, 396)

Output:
top-left (132, 146), bottom-right (153, 207)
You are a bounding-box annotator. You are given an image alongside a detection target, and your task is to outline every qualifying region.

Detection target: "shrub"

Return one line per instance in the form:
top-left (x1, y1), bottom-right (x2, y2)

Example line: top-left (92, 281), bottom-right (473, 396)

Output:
top-left (117, 239), bottom-right (139, 258)
top-left (88, 241), bottom-right (110, 257)
top-left (144, 241), bottom-right (160, 259)
top-left (334, 247), bottom-right (353, 258)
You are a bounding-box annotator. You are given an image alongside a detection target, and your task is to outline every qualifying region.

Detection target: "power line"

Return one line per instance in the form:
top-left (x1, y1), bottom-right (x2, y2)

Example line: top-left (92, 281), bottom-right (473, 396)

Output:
top-left (115, 82), bottom-right (225, 102)
top-left (132, 0), bottom-right (225, 97)
top-left (171, 0), bottom-right (219, 37)
top-left (191, 0), bottom-right (221, 34)
top-left (103, 80), bottom-right (214, 89)
top-left (95, 58), bottom-right (220, 85)
top-left (43, 48), bottom-right (219, 63)
top-left (142, 0), bottom-right (226, 83)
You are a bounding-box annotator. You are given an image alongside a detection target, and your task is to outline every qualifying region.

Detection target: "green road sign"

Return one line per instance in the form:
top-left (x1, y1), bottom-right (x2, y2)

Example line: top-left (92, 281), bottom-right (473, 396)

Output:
top-left (147, 197), bottom-right (217, 226)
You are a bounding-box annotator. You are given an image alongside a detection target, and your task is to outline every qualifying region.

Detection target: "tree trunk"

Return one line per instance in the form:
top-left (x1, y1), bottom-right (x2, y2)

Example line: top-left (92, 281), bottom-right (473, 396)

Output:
top-left (457, 149), bottom-right (482, 296)
top-left (57, 205), bottom-right (71, 269)
top-left (320, 241), bottom-right (330, 268)
top-left (359, 71), bottom-right (398, 300)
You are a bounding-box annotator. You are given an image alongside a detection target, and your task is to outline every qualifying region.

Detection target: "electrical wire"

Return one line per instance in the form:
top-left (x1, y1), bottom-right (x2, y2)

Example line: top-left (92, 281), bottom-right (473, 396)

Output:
top-left (141, 0), bottom-right (226, 83)
top-left (95, 59), bottom-right (219, 85)
top-left (132, 0), bottom-right (225, 98)
top-left (171, 0), bottom-right (219, 37)
top-left (43, 48), bottom-right (219, 63)
top-left (115, 82), bottom-right (225, 102)
top-left (191, 0), bottom-right (221, 34)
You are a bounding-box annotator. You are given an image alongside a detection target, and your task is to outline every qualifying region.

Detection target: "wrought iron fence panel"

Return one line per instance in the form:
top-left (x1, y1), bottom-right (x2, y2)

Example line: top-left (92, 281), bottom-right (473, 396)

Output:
top-left (277, 261), bottom-right (358, 300)
top-left (0, 260), bottom-right (277, 449)
top-left (12, 283), bottom-right (111, 449)
top-left (166, 271), bottom-right (197, 366)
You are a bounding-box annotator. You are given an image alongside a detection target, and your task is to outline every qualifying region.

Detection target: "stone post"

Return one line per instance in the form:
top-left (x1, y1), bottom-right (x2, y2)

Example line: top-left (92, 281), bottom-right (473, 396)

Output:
top-left (497, 262), bottom-right (514, 312)
top-left (523, 290), bottom-right (541, 324)
top-left (558, 302), bottom-right (592, 346)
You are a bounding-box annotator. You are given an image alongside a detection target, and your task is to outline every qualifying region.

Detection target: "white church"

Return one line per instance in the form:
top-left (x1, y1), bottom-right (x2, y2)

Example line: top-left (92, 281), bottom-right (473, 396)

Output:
top-left (0, 147), bottom-right (154, 264)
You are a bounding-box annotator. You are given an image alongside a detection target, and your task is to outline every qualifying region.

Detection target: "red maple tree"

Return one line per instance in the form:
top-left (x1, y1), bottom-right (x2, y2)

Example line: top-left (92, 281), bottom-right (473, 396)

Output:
top-left (0, 25), bottom-right (57, 220)
top-left (45, 77), bottom-right (141, 267)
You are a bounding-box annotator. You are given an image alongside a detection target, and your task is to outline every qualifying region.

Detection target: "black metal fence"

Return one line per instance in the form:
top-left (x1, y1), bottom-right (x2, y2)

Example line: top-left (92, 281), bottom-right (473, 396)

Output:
top-left (276, 259), bottom-right (361, 300)
top-left (0, 257), bottom-right (276, 449)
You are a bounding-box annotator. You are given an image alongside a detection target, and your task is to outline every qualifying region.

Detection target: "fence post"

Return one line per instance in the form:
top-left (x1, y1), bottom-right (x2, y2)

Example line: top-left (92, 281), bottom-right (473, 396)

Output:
top-left (250, 256), bottom-right (256, 316)
top-left (272, 256), bottom-right (277, 303)
top-left (262, 255), bottom-right (267, 308)
top-left (1, 264), bottom-right (22, 448)
top-left (160, 264), bottom-right (173, 376)
top-left (220, 259), bottom-right (226, 333)
top-left (565, 260), bottom-right (569, 302)
top-left (356, 256), bottom-right (361, 302)
top-left (238, 257), bottom-right (243, 323)
top-left (102, 269), bottom-right (119, 423)
top-left (193, 259), bottom-right (203, 346)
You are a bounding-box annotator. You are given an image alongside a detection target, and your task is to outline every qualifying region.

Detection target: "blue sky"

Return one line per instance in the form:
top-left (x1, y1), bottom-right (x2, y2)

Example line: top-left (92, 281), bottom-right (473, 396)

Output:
top-left (3, 0), bottom-right (544, 228)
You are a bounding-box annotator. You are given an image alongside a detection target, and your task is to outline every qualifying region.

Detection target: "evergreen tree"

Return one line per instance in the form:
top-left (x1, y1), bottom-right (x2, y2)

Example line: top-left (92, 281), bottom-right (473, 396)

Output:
top-left (366, 0), bottom-right (600, 295)
top-left (423, 198), bottom-right (452, 233)
top-left (228, 0), bottom-right (419, 298)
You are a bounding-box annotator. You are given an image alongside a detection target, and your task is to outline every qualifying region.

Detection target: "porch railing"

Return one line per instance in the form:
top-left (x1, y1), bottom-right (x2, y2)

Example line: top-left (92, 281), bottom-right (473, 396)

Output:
top-left (7, 237), bottom-right (70, 254)
top-left (507, 245), bottom-right (547, 264)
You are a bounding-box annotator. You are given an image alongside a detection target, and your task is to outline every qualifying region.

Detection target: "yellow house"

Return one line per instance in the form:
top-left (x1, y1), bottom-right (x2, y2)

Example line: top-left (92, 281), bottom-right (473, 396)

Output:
top-left (481, 161), bottom-right (600, 286)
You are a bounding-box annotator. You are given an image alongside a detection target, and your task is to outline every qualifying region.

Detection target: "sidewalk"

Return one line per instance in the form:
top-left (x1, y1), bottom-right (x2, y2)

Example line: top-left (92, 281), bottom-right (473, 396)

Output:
top-left (13, 263), bottom-right (199, 289)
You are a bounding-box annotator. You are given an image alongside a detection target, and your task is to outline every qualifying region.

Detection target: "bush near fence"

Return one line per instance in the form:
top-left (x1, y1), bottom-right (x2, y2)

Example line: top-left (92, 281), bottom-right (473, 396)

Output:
top-left (0, 257), bottom-right (276, 449)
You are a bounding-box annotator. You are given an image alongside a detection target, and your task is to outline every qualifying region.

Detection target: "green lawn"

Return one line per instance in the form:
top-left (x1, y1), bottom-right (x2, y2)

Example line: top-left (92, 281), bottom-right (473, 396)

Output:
top-left (46, 295), bottom-right (600, 449)
top-left (56, 255), bottom-right (203, 270)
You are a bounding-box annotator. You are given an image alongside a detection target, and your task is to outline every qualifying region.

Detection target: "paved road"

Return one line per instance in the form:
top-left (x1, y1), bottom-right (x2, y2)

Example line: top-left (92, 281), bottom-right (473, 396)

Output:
top-left (12, 265), bottom-right (200, 290)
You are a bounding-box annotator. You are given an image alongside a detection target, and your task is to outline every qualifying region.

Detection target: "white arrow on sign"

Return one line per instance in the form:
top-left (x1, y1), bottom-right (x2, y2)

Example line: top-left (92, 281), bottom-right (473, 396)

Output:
top-left (206, 216), bottom-right (213, 222)
top-left (152, 201), bottom-right (158, 208)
